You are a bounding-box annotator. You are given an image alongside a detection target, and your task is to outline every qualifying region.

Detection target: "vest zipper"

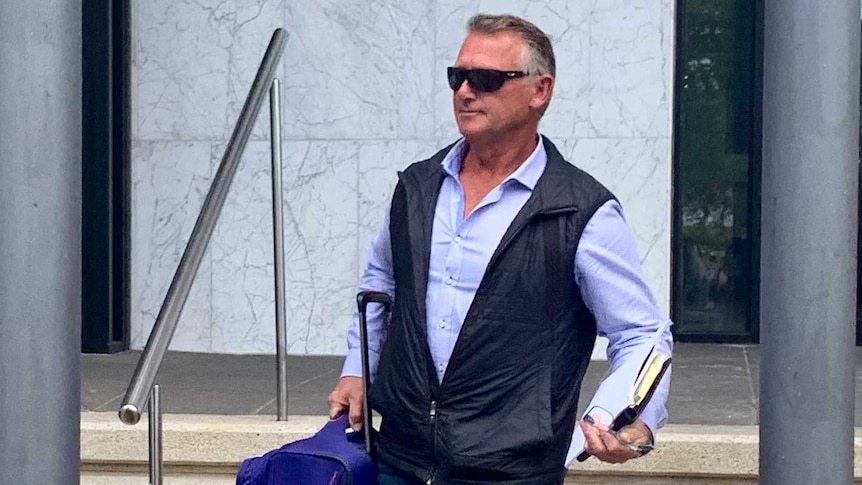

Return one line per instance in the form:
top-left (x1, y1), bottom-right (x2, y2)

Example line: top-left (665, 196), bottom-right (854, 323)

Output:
top-left (426, 400), bottom-right (438, 483)
top-left (422, 205), bottom-right (577, 481)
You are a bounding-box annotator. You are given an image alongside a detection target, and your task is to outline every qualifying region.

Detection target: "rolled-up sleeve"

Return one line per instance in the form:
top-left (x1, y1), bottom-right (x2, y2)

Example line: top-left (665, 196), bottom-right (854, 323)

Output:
top-left (574, 199), bottom-right (673, 436)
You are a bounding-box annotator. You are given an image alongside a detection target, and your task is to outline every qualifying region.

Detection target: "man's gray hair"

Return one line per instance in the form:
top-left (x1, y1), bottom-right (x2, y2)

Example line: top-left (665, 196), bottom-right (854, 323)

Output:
top-left (467, 14), bottom-right (556, 77)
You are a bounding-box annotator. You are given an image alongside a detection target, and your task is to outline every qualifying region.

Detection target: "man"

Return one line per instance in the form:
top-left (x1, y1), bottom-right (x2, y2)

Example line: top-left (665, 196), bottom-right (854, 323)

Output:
top-left (328, 13), bottom-right (673, 485)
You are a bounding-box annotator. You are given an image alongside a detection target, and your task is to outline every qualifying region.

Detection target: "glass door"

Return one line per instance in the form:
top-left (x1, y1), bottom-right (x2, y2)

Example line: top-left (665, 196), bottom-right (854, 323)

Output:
top-left (672, 0), bottom-right (762, 342)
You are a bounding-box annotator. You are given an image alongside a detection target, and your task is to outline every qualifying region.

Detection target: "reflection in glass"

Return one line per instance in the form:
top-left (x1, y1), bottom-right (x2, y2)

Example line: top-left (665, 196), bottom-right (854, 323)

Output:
top-left (674, 0), bottom-right (757, 339)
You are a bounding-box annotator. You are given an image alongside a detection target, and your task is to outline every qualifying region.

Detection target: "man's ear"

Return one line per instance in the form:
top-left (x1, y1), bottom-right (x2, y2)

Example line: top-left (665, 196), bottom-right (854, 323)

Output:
top-left (529, 74), bottom-right (555, 110)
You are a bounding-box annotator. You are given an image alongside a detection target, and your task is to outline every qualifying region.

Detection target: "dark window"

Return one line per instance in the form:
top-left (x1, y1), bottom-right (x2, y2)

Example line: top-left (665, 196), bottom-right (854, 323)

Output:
top-left (82, 0), bottom-right (130, 353)
top-left (672, 0), bottom-right (762, 342)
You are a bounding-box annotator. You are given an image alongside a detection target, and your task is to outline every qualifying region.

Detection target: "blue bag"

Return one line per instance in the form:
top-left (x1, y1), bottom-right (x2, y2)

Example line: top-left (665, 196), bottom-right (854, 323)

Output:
top-left (236, 291), bottom-right (391, 485)
top-left (236, 414), bottom-right (376, 485)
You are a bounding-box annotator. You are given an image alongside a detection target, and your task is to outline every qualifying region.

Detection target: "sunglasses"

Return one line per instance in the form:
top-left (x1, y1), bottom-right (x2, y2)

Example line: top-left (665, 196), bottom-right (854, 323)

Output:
top-left (447, 67), bottom-right (528, 93)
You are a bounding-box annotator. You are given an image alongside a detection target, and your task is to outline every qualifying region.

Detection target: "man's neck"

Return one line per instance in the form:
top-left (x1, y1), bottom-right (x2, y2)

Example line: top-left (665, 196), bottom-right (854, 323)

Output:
top-left (461, 130), bottom-right (540, 178)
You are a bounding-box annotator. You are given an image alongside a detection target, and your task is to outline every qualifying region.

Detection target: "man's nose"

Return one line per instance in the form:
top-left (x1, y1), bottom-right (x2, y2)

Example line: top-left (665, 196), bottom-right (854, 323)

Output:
top-left (454, 79), bottom-right (476, 99)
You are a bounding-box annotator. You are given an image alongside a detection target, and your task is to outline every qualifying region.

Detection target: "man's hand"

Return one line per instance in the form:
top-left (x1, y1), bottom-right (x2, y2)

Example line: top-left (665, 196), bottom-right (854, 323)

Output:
top-left (579, 417), bottom-right (653, 464)
top-left (327, 376), bottom-right (364, 431)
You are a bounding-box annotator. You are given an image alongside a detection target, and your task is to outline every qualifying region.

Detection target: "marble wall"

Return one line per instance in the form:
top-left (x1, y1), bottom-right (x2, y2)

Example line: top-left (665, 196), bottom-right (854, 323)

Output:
top-left (130, 0), bottom-right (675, 354)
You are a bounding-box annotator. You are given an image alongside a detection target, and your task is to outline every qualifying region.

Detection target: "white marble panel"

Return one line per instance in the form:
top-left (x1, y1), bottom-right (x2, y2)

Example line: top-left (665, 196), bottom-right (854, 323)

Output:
top-left (356, 140), bottom-right (446, 280)
top-left (131, 141), bottom-right (214, 351)
top-left (286, 141), bottom-right (361, 354)
top-left (563, 137), bottom-right (672, 314)
top-left (207, 141), bottom-right (361, 354)
top-left (128, 0), bottom-right (678, 356)
top-left (434, 2), bottom-right (592, 139)
top-left (225, 1), bottom-right (289, 142)
top-left (136, 0), bottom-right (285, 140)
top-left (282, 1), bottom-right (435, 140)
top-left (587, 0), bottom-right (674, 138)
top-left (209, 141), bottom-right (278, 353)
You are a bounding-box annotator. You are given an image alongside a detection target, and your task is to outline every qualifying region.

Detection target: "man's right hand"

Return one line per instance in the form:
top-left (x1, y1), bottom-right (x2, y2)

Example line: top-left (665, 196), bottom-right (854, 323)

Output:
top-left (327, 376), bottom-right (364, 431)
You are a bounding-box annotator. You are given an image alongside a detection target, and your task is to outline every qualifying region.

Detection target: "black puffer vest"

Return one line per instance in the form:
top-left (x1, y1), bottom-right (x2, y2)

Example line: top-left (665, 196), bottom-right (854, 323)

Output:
top-left (371, 138), bottom-right (615, 485)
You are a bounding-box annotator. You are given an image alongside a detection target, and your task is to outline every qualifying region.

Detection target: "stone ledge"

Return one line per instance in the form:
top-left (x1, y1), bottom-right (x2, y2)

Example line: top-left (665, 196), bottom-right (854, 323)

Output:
top-left (80, 412), bottom-right (862, 480)
top-left (568, 425), bottom-right (758, 479)
top-left (82, 412), bottom-right (317, 465)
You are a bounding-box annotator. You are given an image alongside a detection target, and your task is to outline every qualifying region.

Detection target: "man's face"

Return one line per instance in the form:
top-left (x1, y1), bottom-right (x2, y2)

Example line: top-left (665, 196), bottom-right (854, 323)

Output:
top-left (451, 31), bottom-right (545, 141)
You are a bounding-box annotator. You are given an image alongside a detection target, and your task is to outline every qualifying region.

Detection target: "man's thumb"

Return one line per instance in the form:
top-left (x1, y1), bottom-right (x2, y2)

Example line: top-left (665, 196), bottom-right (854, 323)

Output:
top-left (329, 402), bottom-right (345, 419)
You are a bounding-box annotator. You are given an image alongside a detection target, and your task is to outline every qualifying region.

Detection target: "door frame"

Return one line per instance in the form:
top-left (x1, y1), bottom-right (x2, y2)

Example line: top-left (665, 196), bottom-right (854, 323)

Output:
top-left (81, 0), bottom-right (131, 353)
top-left (670, 0), bottom-right (763, 343)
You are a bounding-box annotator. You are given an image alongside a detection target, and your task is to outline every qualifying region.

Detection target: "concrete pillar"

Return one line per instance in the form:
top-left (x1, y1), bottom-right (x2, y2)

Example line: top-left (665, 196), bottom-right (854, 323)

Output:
top-left (0, 1), bottom-right (82, 484)
top-left (760, 0), bottom-right (859, 483)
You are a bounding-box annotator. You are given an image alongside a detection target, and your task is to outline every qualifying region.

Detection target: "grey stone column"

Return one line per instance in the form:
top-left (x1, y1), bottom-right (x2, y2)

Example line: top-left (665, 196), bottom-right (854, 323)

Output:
top-left (760, 0), bottom-right (859, 483)
top-left (0, 1), bottom-right (82, 484)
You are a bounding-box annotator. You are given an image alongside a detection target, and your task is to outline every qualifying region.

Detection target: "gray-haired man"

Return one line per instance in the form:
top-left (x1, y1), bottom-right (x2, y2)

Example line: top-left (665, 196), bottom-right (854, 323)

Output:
top-left (328, 13), bottom-right (673, 485)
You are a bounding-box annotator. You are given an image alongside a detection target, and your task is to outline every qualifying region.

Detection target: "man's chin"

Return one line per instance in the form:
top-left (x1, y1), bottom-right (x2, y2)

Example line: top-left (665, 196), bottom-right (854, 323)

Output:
top-left (456, 122), bottom-right (489, 140)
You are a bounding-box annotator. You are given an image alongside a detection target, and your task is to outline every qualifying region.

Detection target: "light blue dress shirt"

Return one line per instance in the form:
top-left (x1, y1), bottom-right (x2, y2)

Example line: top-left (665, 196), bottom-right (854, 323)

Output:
top-left (342, 136), bottom-right (673, 436)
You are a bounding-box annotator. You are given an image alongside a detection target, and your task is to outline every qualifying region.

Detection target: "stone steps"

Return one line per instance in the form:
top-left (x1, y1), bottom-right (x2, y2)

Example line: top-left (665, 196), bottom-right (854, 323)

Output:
top-left (78, 412), bottom-right (860, 484)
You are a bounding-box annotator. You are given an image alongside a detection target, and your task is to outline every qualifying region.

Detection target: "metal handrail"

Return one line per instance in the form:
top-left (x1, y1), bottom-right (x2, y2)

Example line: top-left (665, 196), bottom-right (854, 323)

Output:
top-left (119, 28), bottom-right (288, 426)
top-left (148, 385), bottom-right (163, 485)
top-left (270, 78), bottom-right (289, 419)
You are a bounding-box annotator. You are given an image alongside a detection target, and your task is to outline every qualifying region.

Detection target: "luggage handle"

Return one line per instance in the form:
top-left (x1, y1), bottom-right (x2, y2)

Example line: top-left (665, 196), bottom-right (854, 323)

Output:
top-left (355, 291), bottom-right (392, 456)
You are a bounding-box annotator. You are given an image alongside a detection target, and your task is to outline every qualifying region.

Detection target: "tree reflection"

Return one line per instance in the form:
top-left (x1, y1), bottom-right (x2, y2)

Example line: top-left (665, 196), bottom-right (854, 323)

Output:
top-left (675, 0), bottom-right (756, 336)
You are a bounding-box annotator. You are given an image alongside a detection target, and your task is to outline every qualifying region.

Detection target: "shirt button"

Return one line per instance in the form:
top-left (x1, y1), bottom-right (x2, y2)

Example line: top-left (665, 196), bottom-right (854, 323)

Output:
top-left (455, 236), bottom-right (462, 243)
top-left (441, 320), bottom-right (447, 328)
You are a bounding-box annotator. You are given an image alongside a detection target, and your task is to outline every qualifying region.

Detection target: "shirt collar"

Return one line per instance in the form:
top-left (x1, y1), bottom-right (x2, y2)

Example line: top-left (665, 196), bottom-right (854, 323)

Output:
top-left (441, 135), bottom-right (547, 191)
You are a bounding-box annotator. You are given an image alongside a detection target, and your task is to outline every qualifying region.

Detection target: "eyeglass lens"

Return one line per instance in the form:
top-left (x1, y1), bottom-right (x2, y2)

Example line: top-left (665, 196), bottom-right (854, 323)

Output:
top-left (447, 68), bottom-right (510, 93)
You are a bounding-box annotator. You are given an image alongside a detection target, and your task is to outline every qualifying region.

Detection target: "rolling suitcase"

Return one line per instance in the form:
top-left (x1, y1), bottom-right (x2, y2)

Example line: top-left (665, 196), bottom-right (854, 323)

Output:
top-left (236, 291), bottom-right (392, 485)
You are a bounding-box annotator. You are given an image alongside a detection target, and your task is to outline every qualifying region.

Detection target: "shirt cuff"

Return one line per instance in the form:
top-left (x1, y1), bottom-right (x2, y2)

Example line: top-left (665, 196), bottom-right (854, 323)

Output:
top-left (637, 403), bottom-right (667, 443)
top-left (340, 347), bottom-right (381, 381)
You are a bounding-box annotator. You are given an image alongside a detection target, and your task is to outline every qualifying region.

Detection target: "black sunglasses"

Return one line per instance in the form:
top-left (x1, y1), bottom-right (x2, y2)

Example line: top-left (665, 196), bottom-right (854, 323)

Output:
top-left (447, 67), bottom-right (528, 93)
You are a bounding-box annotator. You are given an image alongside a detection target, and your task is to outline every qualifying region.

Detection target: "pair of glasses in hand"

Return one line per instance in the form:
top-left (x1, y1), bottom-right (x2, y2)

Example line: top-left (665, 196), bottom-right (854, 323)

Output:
top-left (582, 406), bottom-right (653, 457)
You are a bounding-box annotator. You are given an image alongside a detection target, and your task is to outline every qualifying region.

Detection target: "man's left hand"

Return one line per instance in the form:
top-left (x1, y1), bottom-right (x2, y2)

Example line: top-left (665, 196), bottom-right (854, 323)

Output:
top-left (578, 417), bottom-right (653, 464)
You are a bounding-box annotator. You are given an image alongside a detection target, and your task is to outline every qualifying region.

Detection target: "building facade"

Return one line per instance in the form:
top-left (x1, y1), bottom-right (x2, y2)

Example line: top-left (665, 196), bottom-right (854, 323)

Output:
top-left (82, 1), bottom-right (771, 355)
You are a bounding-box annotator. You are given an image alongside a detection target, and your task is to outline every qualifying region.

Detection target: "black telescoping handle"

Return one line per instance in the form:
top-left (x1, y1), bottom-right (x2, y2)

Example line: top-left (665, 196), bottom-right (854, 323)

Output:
top-left (355, 291), bottom-right (392, 456)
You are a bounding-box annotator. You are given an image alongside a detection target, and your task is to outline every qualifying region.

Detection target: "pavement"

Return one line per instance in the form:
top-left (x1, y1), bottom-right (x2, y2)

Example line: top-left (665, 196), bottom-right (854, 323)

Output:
top-left (80, 344), bottom-right (862, 483)
top-left (80, 342), bottom-right (862, 426)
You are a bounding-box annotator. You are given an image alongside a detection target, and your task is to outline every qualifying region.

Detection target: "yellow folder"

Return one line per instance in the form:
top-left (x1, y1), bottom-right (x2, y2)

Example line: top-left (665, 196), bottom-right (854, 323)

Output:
top-left (565, 346), bottom-right (671, 465)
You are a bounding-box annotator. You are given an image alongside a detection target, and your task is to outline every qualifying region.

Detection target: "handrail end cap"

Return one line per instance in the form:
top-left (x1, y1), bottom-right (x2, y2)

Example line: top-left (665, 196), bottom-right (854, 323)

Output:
top-left (119, 404), bottom-right (141, 425)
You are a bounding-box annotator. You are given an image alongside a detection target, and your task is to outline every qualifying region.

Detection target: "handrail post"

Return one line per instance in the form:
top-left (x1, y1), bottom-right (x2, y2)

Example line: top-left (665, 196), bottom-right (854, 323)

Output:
top-left (118, 28), bottom-right (288, 426)
top-left (148, 385), bottom-right (163, 485)
top-left (270, 78), bottom-right (289, 421)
